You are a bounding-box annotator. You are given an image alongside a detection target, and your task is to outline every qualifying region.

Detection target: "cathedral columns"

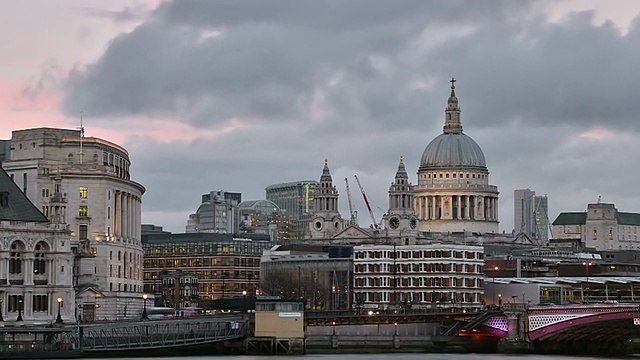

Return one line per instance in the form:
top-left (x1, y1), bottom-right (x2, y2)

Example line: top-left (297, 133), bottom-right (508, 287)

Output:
top-left (431, 196), bottom-right (437, 220)
top-left (485, 197), bottom-right (490, 221)
top-left (477, 196), bottom-right (485, 220)
top-left (490, 197), bottom-right (495, 221)
top-left (465, 196), bottom-right (470, 219)
top-left (456, 195), bottom-right (461, 220)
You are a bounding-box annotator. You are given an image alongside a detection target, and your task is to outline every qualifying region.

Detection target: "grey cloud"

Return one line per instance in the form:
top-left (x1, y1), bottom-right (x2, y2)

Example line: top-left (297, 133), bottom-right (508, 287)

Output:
top-left (83, 5), bottom-right (150, 23)
top-left (63, 0), bottom-right (538, 130)
top-left (58, 1), bottom-right (640, 232)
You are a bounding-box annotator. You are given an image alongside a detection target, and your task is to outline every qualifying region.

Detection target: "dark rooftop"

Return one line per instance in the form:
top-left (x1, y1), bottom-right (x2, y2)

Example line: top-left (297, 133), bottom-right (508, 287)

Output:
top-left (0, 167), bottom-right (48, 222)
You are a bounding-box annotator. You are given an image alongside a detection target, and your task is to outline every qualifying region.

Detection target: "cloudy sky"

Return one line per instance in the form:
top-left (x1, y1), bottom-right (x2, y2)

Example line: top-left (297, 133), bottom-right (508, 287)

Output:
top-left (2, 0), bottom-right (640, 234)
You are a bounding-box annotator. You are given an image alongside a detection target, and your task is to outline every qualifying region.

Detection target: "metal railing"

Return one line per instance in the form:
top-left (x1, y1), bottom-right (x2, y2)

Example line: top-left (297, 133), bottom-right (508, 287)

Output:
top-left (77, 317), bottom-right (245, 351)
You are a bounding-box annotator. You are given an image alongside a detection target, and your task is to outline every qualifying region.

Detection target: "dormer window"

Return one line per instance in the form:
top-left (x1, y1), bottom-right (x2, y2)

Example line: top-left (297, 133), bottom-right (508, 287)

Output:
top-left (0, 191), bottom-right (9, 207)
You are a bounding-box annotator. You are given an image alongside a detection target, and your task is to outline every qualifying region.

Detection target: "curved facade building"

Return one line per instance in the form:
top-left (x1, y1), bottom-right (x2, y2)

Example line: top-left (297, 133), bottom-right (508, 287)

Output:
top-left (415, 81), bottom-right (499, 234)
top-left (2, 128), bottom-right (145, 320)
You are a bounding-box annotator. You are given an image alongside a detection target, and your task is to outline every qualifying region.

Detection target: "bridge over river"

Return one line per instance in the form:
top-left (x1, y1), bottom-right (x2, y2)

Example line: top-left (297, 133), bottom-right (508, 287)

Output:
top-left (304, 303), bottom-right (640, 354)
top-left (0, 315), bottom-right (245, 359)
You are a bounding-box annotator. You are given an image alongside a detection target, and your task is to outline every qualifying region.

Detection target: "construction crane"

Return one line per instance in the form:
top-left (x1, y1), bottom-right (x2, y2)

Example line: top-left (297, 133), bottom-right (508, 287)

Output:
top-left (344, 178), bottom-right (358, 225)
top-left (354, 174), bottom-right (381, 229)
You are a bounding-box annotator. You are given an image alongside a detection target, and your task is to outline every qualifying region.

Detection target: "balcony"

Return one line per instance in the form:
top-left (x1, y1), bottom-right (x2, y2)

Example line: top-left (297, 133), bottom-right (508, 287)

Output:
top-left (49, 193), bottom-right (67, 203)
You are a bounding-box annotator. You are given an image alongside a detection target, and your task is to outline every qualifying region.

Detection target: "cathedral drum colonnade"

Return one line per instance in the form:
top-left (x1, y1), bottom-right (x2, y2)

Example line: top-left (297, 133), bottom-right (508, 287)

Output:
top-left (414, 79), bottom-right (499, 234)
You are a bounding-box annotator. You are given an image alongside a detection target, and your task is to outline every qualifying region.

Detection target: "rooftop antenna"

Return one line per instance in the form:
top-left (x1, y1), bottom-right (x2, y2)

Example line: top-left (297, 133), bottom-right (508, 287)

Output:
top-left (78, 111), bottom-right (85, 164)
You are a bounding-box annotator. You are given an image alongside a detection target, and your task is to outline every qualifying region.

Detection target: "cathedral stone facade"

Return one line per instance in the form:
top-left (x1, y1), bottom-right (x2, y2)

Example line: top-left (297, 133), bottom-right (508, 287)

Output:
top-left (414, 79), bottom-right (499, 234)
top-left (305, 79), bottom-right (500, 241)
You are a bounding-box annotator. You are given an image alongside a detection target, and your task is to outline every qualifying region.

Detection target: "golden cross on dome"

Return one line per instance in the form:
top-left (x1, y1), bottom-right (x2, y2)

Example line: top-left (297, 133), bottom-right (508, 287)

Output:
top-left (450, 77), bottom-right (456, 95)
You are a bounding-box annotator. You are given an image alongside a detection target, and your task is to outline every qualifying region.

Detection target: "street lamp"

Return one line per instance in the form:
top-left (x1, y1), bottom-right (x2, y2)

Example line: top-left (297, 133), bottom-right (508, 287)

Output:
top-left (242, 290), bottom-right (247, 312)
top-left (498, 293), bottom-right (502, 307)
top-left (17, 298), bottom-right (23, 321)
top-left (141, 294), bottom-right (149, 320)
top-left (583, 262), bottom-right (592, 303)
top-left (492, 266), bottom-right (499, 305)
top-left (56, 297), bottom-right (63, 324)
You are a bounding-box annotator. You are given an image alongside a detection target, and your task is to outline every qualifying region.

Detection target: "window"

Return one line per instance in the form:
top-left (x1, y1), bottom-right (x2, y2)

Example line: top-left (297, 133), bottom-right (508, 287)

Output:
top-left (41, 206), bottom-right (49, 217)
top-left (79, 224), bottom-right (88, 240)
top-left (32, 295), bottom-right (49, 312)
top-left (34, 242), bottom-right (47, 275)
top-left (9, 242), bottom-right (23, 274)
top-left (79, 186), bottom-right (88, 198)
top-left (23, 173), bottom-right (27, 193)
top-left (8, 295), bottom-right (23, 312)
top-left (78, 206), bottom-right (88, 217)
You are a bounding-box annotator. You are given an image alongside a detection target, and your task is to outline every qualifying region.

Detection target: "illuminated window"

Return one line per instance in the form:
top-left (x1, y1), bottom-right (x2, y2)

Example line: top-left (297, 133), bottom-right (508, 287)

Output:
top-left (79, 206), bottom-right (88, 217)
top-left (79, 187), bottom-right (88, 198)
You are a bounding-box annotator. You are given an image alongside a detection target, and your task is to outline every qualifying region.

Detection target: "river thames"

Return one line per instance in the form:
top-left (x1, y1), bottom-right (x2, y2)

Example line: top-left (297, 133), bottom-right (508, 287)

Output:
top-left (88, 355), bottom-right (628, 360)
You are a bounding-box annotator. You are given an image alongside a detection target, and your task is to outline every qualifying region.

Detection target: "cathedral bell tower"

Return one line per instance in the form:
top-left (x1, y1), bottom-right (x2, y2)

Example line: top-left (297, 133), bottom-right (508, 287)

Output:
top-left (309, 159), bottom-right (343, 239)
top-left (384, 156), bottom-right (418, 239)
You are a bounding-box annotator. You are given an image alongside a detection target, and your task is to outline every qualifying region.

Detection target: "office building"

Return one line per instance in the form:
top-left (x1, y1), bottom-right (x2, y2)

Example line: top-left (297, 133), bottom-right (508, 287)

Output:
top-left (186, 190), bottom-right (242, 234)
top-left (238, 200), bottom-right (291, 242)
top-left (2, 127), bottom-right (146, 320)
top-left (142, 232), bottom-right (272, 301)
top-left (265, 180), bottom-right (317, 241)
top-left (514, 189), bottom-right (548, 241)
top-left (553, 202), bottom-right (640, 251)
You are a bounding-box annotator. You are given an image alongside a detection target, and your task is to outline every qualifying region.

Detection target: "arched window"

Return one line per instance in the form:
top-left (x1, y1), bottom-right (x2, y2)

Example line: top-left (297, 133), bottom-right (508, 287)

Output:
top-left (118, 251), bottom-right (121, 261)
top-left (34, 242), bottom-right (48, 275)
top-left (9, 241), bottom-right (24, 274)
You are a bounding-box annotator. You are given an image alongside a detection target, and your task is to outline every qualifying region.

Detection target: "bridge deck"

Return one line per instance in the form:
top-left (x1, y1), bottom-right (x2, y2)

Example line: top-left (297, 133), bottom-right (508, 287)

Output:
top-left (0, 316), bottom-right (245, 357)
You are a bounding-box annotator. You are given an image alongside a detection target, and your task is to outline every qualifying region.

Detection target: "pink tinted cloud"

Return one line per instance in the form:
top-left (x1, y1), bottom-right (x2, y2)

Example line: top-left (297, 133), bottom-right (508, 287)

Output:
top-left (576, 128), bottom-right (615, 140)
top-left (0, 82), bottom-right (71, 138)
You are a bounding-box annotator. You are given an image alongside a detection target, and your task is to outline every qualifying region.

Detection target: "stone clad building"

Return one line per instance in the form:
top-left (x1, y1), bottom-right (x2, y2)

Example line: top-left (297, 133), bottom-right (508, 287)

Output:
top-left (0, 167), bottom-right (75, 324)
top-left (414, 79), bottom-right (499, 234)
top-left (2, 127), bottom-right (145, 320)
top-left (553, 202), bottom-right (640, 251)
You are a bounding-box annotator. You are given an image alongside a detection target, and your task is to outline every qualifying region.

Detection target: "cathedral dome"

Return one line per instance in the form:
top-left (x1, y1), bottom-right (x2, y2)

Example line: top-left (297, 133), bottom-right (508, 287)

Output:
top-left (419, 132), bottom-right (486, 170)
top-left (419, 78), bottom-right (487, 171)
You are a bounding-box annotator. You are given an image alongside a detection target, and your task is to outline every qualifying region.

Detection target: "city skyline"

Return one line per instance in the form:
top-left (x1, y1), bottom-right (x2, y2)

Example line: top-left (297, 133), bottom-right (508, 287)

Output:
top-left (3, 1), bottom-right (640, 233)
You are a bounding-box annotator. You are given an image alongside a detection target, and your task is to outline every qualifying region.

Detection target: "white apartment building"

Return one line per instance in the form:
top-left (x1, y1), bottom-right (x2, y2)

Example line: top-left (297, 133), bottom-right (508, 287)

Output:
top-left (353, 243), bottom-right (485, 310)
top-left (2, 128), bottom-right (145, 320)
top-left (0, 168), bottom-right (75, 324)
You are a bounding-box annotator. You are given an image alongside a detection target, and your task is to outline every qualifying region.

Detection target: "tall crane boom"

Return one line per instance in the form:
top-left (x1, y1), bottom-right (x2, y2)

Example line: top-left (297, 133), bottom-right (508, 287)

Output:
top-left (344, 178), bottom-right (357, 225)
top-left (354, 174), bottom-right (380, 229)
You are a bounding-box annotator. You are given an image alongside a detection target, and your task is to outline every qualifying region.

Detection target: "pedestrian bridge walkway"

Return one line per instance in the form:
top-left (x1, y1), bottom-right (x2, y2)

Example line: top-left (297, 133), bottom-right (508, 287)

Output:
top-left (78, 316), bottom-right (245, 351)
